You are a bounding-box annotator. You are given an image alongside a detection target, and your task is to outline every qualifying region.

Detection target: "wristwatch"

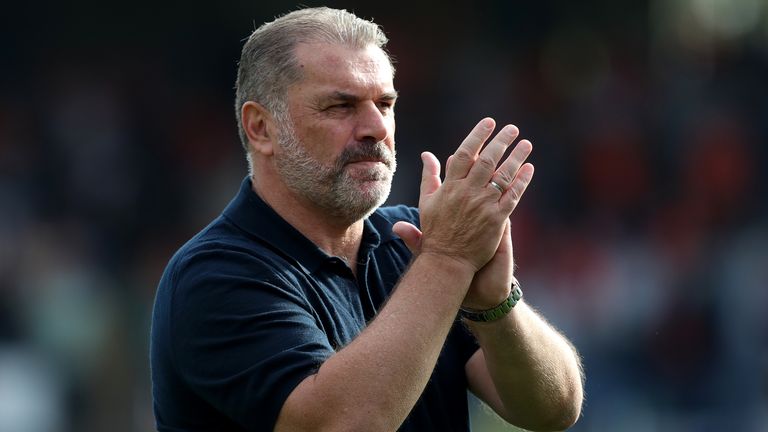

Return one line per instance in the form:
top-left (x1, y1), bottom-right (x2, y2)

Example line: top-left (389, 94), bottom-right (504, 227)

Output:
top-left (459, 278), bottom-right (523, 322)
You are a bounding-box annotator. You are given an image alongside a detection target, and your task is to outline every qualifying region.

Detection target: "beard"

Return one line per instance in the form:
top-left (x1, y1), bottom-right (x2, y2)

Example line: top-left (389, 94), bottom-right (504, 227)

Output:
top-left (273, 113), bottom-right (396, 224)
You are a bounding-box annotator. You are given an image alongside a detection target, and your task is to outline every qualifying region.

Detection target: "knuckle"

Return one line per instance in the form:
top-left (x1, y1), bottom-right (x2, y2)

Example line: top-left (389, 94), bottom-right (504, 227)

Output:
top-left (477, 155), bottom-right (496, 171)
top-left (453, 148), bottom-right (474, 163)
top-left (496, 170), bottom-right (514, 186)
top-left (507, 186), bottom-right (521, 203)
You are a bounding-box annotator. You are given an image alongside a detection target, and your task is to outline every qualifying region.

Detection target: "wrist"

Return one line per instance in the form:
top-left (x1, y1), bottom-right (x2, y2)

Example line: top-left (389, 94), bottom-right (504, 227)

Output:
top-left (460, 278), bottom-right (523, 323)
top-left (461, 285), bottom-right (512, 311)
top-left (416, 250), bottom-right (478, 278)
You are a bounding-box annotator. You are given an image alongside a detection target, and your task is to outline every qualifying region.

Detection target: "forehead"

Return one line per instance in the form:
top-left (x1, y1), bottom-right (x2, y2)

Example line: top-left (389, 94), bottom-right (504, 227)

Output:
top-left (291, 42), bottom-right (395, 96)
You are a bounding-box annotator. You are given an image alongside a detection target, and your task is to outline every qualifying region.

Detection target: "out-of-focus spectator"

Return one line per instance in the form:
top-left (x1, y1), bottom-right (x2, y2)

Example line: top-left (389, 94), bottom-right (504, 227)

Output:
top-left (2, 1), bottom-right (767, 431)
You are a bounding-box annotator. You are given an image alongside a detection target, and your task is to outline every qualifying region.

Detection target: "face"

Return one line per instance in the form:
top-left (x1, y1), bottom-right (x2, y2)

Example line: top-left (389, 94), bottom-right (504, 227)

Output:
top-left (273, 42), bottom-right (398, 223)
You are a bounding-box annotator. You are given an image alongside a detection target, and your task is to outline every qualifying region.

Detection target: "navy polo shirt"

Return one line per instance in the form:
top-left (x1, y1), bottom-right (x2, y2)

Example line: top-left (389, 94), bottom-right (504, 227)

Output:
top-left (150, 177), bottom-right (479, 431)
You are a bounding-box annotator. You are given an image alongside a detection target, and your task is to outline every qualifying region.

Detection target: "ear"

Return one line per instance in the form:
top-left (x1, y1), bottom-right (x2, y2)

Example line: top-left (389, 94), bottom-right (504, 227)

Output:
top-left (242, 101), bottom-right (277, 156)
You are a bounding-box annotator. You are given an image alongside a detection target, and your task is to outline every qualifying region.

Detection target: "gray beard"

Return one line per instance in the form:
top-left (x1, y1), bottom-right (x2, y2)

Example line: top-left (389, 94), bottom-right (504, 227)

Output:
top-left (273, 115), bottom-right (396, 225)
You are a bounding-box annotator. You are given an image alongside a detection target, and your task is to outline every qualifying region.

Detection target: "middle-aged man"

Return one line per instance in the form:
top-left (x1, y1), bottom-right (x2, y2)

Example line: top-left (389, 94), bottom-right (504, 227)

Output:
top-left (151, 6), bottom-right (584, 432)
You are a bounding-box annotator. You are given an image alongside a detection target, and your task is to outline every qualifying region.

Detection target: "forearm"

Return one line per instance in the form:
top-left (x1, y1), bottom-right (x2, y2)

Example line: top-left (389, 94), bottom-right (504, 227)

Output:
top-left (466, 301), bottom-right (583, 431)
top-left (275, 118), bottom-right (533, 431)
top-left (275, 253), bottom-right (475, 432)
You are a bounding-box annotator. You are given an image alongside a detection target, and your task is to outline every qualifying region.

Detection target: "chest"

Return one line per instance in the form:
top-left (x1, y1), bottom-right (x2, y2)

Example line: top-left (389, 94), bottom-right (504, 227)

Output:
top-left (301, 243), bottom-right (411, 349)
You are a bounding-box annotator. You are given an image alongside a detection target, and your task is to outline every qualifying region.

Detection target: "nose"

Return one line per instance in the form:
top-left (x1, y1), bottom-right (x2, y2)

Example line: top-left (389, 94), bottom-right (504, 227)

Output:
top-left (354, 101), bottom-right (391, 143)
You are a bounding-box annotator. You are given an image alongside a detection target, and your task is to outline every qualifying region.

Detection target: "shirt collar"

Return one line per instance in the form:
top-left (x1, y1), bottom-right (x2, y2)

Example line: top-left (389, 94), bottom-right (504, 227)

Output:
top-left (222, 177), bottom-right (397, 274)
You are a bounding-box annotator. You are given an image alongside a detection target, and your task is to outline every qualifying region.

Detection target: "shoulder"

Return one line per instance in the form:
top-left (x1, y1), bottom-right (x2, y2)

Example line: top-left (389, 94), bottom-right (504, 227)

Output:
top-left (158, 215), bottom-right (306, 306)
top-left (166, 217), bottom-right (263, 278)
top-left (174, 214), bottom-right (291, 271)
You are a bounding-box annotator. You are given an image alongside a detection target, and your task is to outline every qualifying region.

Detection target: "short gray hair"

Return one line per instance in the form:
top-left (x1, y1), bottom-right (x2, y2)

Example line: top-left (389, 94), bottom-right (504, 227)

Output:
top-left (234, 7), bottom-right (392, 152)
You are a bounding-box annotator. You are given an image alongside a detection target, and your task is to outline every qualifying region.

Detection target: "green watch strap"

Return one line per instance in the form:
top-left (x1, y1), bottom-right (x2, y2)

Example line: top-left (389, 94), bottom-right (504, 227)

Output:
top-left (459, 278), bottom-right (523, 322)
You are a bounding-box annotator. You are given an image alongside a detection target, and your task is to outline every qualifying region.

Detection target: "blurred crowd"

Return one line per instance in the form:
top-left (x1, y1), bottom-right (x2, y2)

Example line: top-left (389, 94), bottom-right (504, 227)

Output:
top-left (1, 1), bottom-right (767, 431)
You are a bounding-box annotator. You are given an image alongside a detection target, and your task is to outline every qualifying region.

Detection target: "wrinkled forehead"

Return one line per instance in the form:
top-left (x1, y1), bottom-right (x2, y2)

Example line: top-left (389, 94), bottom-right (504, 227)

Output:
top-left (292, 42), bottom-right (395, 90)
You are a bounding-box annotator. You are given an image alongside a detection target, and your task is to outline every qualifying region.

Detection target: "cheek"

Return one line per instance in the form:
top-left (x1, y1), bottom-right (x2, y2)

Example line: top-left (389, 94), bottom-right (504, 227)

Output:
top-left (301, 124), bottom-right (349, 161)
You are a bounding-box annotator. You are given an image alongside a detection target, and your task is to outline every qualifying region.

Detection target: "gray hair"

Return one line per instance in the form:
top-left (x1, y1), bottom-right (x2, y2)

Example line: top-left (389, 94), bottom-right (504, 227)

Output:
top-left (234, 7), bottom-right (392, 153)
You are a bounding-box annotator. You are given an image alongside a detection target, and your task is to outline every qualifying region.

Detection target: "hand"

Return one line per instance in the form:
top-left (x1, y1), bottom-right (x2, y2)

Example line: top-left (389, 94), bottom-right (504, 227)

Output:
top-left (393, 117), bottom-right (534, 275)
top-left (395, 218), bottom-right (518, 310)
top-left (462, 219), bottom-right (514, 310)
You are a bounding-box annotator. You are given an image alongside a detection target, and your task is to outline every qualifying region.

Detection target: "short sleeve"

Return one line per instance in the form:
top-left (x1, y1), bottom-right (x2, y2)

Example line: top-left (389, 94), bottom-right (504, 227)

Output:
top-left (169, 246), bottom-right (334, 432)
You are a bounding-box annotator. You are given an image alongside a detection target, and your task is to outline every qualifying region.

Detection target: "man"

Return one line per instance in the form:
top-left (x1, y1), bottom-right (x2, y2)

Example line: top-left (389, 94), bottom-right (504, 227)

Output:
top-left (151, 7), bottom-right (583, 432)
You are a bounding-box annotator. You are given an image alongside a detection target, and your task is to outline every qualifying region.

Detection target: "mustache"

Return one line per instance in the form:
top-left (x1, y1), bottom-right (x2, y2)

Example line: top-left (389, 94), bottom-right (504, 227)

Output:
top-left (336, 142), bottom-right (395, 169)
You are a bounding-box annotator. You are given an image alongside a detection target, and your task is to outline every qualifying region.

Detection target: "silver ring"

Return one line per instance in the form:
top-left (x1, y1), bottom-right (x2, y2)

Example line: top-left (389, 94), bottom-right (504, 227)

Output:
top-left (489, 180), bottom-right (504, 194)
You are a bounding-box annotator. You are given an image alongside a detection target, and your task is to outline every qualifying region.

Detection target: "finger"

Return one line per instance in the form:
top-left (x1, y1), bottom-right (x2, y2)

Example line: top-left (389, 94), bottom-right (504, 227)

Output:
top-left (419, 152), bottom-right (442, 197)
top-left (500, 162), bottom-right (534, 213)
top-left (489, 139), bottom-right (533, 192)
top-left (499, 219), bottom-right (515, 268)
top-left (501, 218), bottom-right (512, 253)
top-left (392, 221), bottom-right (423, 254)
top-left (466, 124), bottom-right (520, 187)
top-left (444, 118), bottom-right (495, 181)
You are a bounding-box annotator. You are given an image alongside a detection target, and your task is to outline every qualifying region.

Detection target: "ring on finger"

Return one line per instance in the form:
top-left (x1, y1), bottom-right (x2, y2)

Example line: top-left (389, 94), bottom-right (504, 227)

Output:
top-left (489, 180), bottom-right (505, 194)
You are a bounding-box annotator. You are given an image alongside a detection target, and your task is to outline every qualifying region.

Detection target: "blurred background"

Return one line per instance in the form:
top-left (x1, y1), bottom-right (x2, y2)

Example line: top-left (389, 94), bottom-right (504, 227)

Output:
top-left (2, 0), bottom-right (767, 430)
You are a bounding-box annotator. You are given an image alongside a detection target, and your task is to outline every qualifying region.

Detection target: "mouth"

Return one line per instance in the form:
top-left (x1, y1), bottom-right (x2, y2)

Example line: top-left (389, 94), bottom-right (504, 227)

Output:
top-left (343, 159), bottom-right (393, 182)
top-left (347, 160), bottom-right (385, 166)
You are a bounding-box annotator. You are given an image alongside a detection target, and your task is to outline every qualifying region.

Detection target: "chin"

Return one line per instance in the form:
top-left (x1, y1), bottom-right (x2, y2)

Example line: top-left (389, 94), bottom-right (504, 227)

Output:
top-left (329, 182), bottom-right (391, 223)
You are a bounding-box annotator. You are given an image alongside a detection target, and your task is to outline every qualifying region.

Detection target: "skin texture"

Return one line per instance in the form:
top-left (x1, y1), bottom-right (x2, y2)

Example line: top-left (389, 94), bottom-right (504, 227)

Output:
top-left (273, 109), bottom-right (396, 224)
top-left (241, 41), bottom-right (584, 431)
top-left (242, 42), bottom-right (397, 264)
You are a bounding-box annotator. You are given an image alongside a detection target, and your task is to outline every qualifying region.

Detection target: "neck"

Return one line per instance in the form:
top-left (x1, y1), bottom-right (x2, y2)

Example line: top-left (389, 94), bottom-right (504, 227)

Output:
top-left (251, 174), bottom-right (365, 268)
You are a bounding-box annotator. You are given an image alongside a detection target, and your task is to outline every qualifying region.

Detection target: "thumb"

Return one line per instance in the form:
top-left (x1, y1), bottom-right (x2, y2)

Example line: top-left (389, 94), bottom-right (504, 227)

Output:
top-left (419, 152), bottom-right (442, 197)
top-left (392, 221), bottom-right (423, 254)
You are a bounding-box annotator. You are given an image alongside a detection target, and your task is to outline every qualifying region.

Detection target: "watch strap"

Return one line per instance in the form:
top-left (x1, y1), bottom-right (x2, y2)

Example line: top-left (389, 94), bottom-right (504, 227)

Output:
top-left (460, 278), bottom-right (523, 322)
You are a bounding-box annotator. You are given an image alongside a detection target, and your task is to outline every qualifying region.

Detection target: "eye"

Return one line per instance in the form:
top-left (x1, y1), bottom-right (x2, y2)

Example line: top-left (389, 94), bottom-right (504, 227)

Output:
top-left (377, 101), bottom-right (394, 111)
top-left (327, 102), bottom-right (353, 110)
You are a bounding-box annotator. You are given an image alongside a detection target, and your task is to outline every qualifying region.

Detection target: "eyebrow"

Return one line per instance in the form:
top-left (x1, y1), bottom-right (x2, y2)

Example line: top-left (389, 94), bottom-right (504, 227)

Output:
top-left (324, 90), bottom-right (399, 103)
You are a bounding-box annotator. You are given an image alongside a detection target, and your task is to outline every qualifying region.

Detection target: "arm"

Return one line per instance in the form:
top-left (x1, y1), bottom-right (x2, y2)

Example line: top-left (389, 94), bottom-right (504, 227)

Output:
top-left (276, 253), bottom-right (475, 432)
top-left (464, 221), bottom-right (584, 431)
top-left (275, 119), bottom-right (530, 432)
top-left (465, 302), bottom-right (584, 432)
top-left (399, 223), bottom-right (584, 431)
top-left (396, 140), bottom-right (584, 430)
